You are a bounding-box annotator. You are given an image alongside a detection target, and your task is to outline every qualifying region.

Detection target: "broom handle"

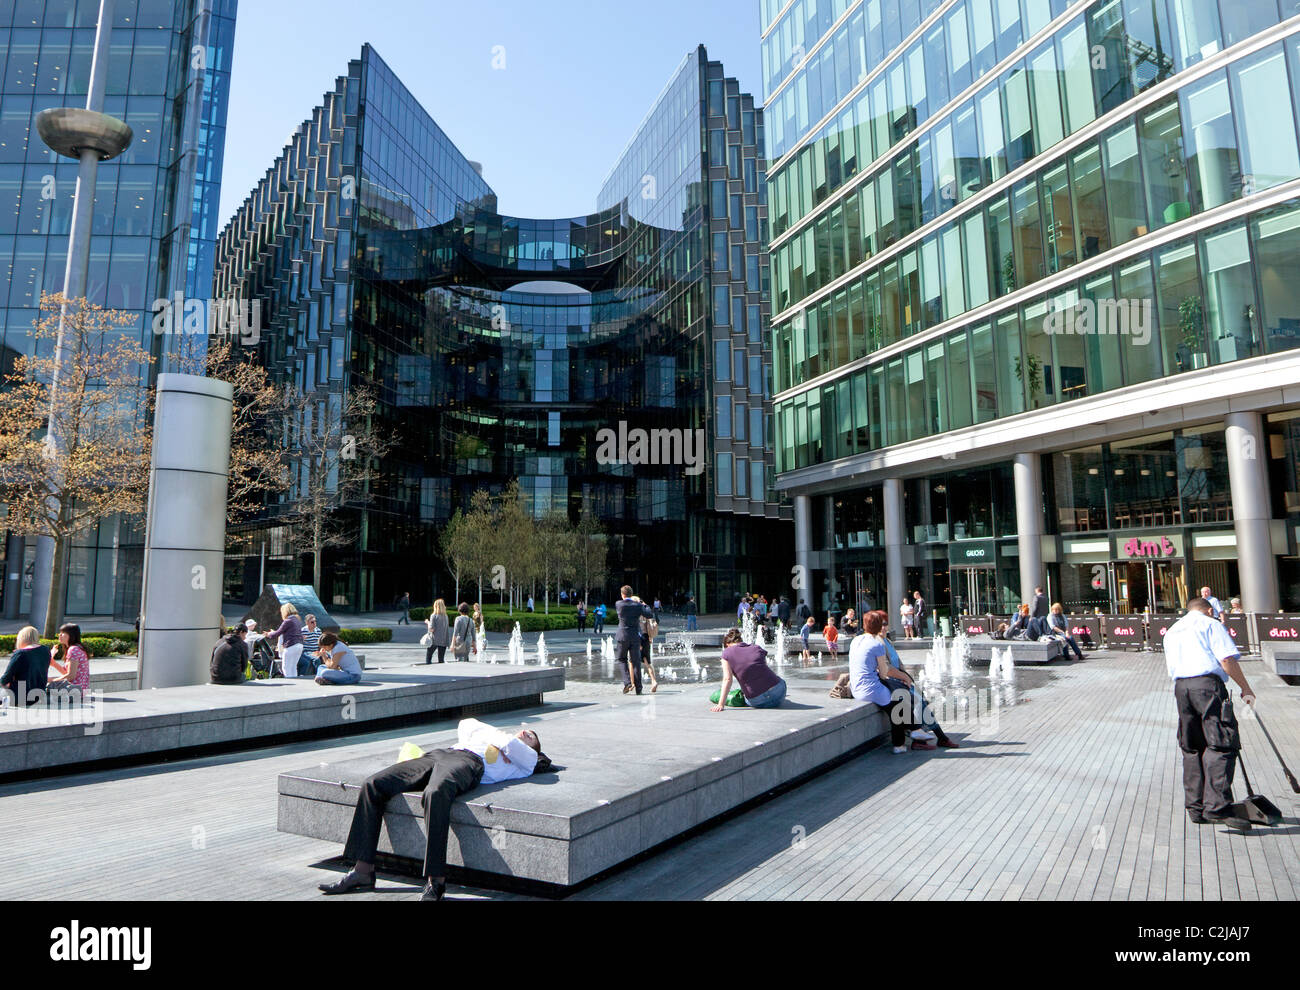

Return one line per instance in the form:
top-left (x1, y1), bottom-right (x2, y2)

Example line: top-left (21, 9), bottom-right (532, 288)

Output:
top-left (1254, 711), bottom-right (1300, 792)
top-left (1237, 749), bottom-right (1255, 796)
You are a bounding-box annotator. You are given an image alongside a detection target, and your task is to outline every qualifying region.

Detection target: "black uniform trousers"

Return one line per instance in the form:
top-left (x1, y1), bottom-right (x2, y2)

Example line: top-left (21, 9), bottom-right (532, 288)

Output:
top-left (615, 635), bottom-right (643, 694)
top-left (1174, 674), bottom-right (1239, 817)
top-left (342, 748), bottom-right (484, 878)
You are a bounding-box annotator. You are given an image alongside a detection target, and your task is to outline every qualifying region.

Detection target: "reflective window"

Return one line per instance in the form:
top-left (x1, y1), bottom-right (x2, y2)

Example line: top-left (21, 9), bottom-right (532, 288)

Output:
top-left (1231, 46), bottom-right (1300, 194)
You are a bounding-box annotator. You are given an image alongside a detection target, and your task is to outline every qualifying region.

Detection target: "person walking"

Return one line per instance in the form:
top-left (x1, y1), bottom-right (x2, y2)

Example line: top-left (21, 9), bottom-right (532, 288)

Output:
top-left (451, 603), bottom-right (474, 661)
top-left (1199, 586), bottom-right (1225, 620)
top-left (777, 595), bottom-right (791, 629)
top-left (593, 602), bottom-right (606, 637)
top-left (471, 602), bottom-right (483, 634)
top-left (1164, 597), bottom-right (1256, 830)
top-left (425, 599), bottom-right (450, 664)
top-left (397, 591), bottom-right (411, 625)
top-left (576, 600), bottom-right (587, 633)
top-left (795, 598), bottom-right (812, 625)
top-left (615, 586), bottom-right (654, 695)
top-left (799, 613), bottom-right (816, 662)
top-left (684, 594), bottom-right (698, 632)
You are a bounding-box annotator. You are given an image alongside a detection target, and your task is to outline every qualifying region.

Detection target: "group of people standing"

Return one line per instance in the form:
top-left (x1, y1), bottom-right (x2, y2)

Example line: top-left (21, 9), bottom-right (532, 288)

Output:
top-left (210, 605), bottom-right (361, 686)
top-left (422, 601), bottom-right (480, 664)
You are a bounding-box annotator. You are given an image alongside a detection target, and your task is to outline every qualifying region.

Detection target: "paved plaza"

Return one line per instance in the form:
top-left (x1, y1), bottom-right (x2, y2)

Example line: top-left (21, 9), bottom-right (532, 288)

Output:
top-left (3, 645), bottom-right (1297, 901)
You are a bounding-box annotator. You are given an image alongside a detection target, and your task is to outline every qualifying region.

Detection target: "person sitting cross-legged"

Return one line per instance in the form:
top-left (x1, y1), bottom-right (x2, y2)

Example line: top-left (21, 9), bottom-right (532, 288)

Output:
top-left (320, 718), bottom-right (554, 901)
top-left (314, 632), bottom-right (362, 686)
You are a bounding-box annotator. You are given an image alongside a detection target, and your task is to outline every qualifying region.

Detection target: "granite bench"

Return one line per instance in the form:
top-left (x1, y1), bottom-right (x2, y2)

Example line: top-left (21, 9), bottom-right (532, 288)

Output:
top-left (277, 685), bottom-right (891, 889)
top-left (0, 662), bottom-right (562, 779)
top-left (1261, 643), bottom-right (1300, 676)
top-left (892, 638), bottom-right (1064, 664)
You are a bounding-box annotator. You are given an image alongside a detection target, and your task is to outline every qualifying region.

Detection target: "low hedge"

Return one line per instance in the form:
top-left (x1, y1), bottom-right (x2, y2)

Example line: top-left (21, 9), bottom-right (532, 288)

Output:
top-left (337, 627), bottom-right (392, 644)
top-left (482, 613), bottom-right (576, 634)
top-left (0, 635), bottom-right (130, 658)
top-left (411, 604), bottom-right (581, 623)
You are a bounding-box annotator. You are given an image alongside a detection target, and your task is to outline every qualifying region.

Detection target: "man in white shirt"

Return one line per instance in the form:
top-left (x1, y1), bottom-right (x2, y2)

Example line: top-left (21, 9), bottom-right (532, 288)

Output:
top-left (1164, 597), bottom-right (1256, 830)
top-left (320, 718), bottom-right (545, 900)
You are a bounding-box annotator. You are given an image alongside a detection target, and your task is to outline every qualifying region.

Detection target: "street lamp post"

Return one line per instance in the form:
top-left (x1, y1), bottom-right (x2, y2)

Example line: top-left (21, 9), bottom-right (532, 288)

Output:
top-left (28, 0), bottom-right (133, 630)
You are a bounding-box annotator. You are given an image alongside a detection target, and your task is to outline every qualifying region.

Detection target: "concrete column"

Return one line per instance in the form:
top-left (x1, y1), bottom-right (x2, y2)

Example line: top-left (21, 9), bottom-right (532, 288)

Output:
top-left (137, 374), bottom-right (234, 689)
top-left (793, 494), bottom-right (812, 607)
top-left (1013, 453), bottom-right (1045, 602)
top-left (883, 478), bottom-right (905, 622)
top-left (1225, 411), bottom-right (1279, 612)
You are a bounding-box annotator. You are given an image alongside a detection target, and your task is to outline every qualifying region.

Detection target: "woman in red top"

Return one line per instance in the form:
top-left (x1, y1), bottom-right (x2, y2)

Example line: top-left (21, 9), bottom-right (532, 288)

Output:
top-left (48, 623), bottom-right (90, 696)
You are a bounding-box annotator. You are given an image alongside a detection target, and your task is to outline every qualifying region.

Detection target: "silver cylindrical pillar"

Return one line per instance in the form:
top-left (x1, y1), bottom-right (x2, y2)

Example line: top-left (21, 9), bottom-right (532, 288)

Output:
top-left (1225, 411), bottom-right (1279, 612)
top-left (883, 478), bottom-right (906, 623)
top-left (137, 374), bottom-right (234, 689)
top-left (1014, 452), bottom-right (1045, 603)
top-left (793, 494), bottom-right (813, 607)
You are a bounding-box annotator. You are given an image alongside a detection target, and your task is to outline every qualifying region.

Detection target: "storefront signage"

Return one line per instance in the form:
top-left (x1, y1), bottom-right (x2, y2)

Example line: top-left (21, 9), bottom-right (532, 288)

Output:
top-left (949, 540), bottom-right (996, 565)
top-left (960, 616), bottom-right (991, 636)
top-left (1121, 535), bottom-right (1177, 559)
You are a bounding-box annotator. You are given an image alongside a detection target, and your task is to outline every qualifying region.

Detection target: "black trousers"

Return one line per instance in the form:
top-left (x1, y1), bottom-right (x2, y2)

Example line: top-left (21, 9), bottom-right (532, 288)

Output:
top-left (615, 636), bottom-right (642, 693)
top-left (425, 644), bottom-right (446, 664)
top-left (882, 676), bottom-right (919, 747)
top-left (342, 749), bottom-right (484, 878)
top-left (1174, 675), bottom-right (1238, 816)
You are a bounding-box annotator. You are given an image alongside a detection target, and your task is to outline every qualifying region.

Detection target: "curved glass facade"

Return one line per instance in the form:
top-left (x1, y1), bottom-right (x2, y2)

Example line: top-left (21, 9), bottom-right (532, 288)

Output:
top-left (216, 45), bottom-right (788, 611)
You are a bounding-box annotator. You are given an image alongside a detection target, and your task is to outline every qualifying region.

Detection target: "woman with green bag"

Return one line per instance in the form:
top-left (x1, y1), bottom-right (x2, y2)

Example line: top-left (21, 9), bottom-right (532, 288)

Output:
top-left (709, 628), bottom-right (787, 712)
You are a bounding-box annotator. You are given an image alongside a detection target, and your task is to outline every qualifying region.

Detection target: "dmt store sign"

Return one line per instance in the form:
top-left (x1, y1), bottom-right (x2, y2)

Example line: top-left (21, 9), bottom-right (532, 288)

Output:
top-left (1117, 534), bottom-right (1184, 559)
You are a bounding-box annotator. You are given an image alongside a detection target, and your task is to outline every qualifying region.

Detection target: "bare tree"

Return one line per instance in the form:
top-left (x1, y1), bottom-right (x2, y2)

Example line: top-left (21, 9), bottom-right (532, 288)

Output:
top-left (175, 337), bottom-right (295, 526)
top-left (281, 384), bottom-right (391, 592)
top-left (0, 293), bottom-right (153, 637)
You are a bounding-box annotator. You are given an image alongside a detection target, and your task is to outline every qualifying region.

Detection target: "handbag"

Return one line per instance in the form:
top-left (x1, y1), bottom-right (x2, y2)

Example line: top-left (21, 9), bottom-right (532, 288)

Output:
top-left (419, 631), bottom-right (433, 648)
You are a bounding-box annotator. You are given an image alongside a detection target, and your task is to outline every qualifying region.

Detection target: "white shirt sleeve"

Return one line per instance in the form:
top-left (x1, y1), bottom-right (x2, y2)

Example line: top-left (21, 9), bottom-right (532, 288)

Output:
top-left (1208, 620), bottom-right (1239, 664)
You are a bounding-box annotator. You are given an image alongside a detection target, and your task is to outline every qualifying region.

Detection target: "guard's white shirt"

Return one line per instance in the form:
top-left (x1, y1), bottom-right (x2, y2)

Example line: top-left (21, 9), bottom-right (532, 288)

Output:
top-left (1164, 610), bottom-right (1236, 681)
top-left (452, 718), bottom-right (537, 784)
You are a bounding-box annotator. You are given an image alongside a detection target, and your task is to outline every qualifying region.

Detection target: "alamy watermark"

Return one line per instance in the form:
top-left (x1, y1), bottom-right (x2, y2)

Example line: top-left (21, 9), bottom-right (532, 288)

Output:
top-left (1041, 297), bottom-right (1152, 345)
top-left (151, 293), bottom-right (263, 345)
top-left (595, 421), bottom-right (706, 476)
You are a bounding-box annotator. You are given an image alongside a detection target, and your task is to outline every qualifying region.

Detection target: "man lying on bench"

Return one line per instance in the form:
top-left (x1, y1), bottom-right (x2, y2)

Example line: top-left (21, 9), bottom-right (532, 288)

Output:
top-left (320, 717), bottom-right (552, 901)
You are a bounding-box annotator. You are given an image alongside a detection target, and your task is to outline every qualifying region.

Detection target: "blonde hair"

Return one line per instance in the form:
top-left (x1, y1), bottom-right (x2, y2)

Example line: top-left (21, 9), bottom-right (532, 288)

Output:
top-left (280, 603), bottom-right (298, 619)
top-left (15, 626), bottom-right (39, 649)
top-left (433, 599), bottom-right (447, 617)
top-left (1051, 602), bottom-right (1064, 614)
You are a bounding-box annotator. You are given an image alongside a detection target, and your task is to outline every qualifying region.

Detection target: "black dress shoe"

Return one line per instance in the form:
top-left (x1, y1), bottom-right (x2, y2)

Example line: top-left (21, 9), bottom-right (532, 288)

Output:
top-left (1204, 812), bottom-right (1253, 831)
top-left (420, 878), bottom-right (446, 901)
top-left (1188, 810), bottom-right (1208, 824)
top-left (319, 870), bottom-right (376, 895)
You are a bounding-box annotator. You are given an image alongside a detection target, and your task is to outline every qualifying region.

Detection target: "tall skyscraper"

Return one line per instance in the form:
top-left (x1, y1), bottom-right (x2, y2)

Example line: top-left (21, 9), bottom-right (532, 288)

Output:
top-left (766, 0), bottom-right (1300, 620)
top-left (215, 45), bottom-right (790, 611)
top-left (0, 0), bottom-right (237, 620)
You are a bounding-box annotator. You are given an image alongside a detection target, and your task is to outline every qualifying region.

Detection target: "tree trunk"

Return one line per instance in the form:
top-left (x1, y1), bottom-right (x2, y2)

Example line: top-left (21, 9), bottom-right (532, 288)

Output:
top-left (42, 532), bottom-right (70, 640)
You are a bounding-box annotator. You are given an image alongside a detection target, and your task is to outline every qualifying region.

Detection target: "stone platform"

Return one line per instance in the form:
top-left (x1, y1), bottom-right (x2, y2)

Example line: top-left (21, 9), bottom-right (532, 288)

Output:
top-left (0, 663), bottom-right (562, 779)
top-left (1262, 643), bottom-right (1300, 676)
top-left (277, 685), bottom-right (890, 888)
top-left (892, 638), bottom-right (1064, 664)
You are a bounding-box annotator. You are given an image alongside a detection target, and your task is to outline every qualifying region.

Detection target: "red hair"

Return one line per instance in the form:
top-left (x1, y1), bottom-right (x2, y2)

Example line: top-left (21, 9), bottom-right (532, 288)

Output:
top-left (864, 612), bottom-right (885, 636)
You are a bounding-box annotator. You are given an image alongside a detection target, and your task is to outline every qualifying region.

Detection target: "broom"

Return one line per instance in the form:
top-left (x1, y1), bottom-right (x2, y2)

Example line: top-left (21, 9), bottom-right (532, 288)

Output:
top-left (1254, 710), bottom-right (1300, 794)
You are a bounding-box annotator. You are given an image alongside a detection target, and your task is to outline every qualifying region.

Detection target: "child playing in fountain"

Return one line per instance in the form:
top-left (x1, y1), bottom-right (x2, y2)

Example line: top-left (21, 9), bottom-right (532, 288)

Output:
top-left (823, 616), bottom-right (840, 656)
top-left (800, 614), bottom-right (816, 662)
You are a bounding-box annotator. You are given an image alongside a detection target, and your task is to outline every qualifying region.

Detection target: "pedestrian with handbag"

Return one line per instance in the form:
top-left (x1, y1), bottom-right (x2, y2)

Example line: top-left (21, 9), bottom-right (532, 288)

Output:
top-left (451, 603), bottom-right (474, 661)
top-left (424, 599), bottom-right (450, 664)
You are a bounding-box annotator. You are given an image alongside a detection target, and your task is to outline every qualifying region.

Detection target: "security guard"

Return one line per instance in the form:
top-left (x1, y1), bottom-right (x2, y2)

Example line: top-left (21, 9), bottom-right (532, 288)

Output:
top-left (1164, 597), bottom-right (1257, 829)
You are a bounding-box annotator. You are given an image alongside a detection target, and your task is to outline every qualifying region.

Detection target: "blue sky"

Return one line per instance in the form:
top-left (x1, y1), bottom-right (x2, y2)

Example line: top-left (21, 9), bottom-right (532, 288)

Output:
top-left (217, 0), bottom-right (762, 227)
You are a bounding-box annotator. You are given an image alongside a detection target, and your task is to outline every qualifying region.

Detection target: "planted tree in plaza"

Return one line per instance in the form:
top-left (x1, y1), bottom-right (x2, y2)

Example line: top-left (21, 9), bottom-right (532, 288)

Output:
top-left (175, 336), bottom-right (295, 526)
top-left (533, 510), bottom-right (576, 614)
top-left (461, 488), bottom-right (498, 608)
top-left (281, 384), bottom-right (392, 591)
top-left (491, 480), bottom-right (537, 615)
top-left (0, 293), bottom-right (153, 637)
top-left (573, 507), bottom-right (609, 604)
top-left (439, 508), bottom-right (473, 606)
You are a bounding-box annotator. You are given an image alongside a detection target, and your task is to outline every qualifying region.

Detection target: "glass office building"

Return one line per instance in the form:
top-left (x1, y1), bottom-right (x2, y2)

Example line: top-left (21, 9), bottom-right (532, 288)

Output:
top-left (215, 45), bottom-right (789, 612)
top-left (0, 0), bottom-right (238, 620)
top-left (767, 0), bottom-right (1300, 619)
